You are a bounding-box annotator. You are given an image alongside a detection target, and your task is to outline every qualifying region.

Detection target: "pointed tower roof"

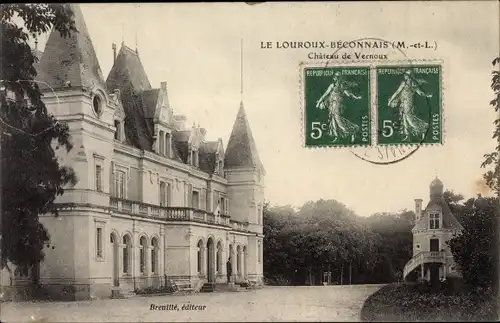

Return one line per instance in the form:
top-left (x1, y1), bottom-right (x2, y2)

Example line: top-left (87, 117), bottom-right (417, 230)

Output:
top-left (105, 43), bottom-right (152, 150)
top-left (224, 102), bottom-right (264, 171)
top-left (37, 4), bottom-right (105, 90)
top-left (105, 43), bottom-right (151, 94)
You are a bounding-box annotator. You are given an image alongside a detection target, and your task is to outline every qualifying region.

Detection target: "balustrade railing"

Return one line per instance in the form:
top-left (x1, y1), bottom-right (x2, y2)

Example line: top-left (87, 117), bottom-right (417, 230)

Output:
top-left (109, 197), bottom-right (230, 226)
top-left (403, 251), bottom-right (446, 280)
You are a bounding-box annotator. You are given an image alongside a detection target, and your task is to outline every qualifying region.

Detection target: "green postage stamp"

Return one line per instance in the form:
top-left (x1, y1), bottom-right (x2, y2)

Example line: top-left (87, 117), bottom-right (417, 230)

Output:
top-left (303, 67), bottom-right (371, 147)
top-left (376, 65), bottom-right (443, 145)
top-left (303, 64), bottom-right (443, 147)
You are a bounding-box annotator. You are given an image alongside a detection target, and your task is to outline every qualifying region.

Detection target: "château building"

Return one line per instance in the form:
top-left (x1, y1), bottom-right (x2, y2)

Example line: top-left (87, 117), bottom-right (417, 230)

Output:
top-left (403, 178), bottom-right (463, 283)
top-left (1, 4), bottom-right (265, 301)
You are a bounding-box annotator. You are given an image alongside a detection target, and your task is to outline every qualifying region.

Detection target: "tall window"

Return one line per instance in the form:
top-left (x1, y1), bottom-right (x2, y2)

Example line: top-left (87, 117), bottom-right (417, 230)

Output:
top-left (139, 236), bottom-right (147, 274)
top-left (151, 238), bottom-right (158, 274)
top-left (123, 235), bottom-right (131, 274)
top-left (236, 246), bottom-right (241, 274)
top-left (96, 227), bottom-right (103, 258)
top-left (159, 130), bottom-right (165, 155)
top-left (95, 165), bottom-right (102, 192)
top-left (216, 241), bottom-right (222, 273)
top-left (218, 160), bottom-right (223, 176)
top-left (114, 120), bottom-right (121, 140)
top-left (219, 197), bottom-right (226, 215)
top-left (429, 213), bottom-right (440, 229)
top-left (160, 181), bottom-right (166, 206)
top-left (257, 207), bottom-right (262, 225)
top-left (192, 191), bottom-right (200, 209)
top-left (197, 240), bottom-right (203, 273)
top-left (166, 183), bottom-right (171, 207)
top-left (115, 170), bottom-right (125, 199)
top-left (165, 133), bottom-right (171, 158)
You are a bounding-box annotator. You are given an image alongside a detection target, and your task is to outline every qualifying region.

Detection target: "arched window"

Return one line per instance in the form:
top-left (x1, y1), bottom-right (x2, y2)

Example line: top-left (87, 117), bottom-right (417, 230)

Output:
top-left (151, 238), bottom-right (159, 274)
top-left (236, 245), bottom-right (241, 274)
top-left (139, 236), bottom-right (147, 274)
top-left (216, 241), bottom-right (222, 273)
top-left (197, 240), bottom-right (203, 273)
top-left (122, 235), bottom-right (131, 274)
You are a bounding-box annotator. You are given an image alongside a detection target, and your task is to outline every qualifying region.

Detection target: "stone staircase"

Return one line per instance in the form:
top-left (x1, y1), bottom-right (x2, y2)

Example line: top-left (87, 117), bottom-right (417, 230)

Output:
top-left (111, 287), bottom-right (136, 299)
top-left (200, 283), bottom-right (246, 293)
top-left (403, 251), bottom-right (446, 281)
top-left (200, 283), bottom-right (215, 293)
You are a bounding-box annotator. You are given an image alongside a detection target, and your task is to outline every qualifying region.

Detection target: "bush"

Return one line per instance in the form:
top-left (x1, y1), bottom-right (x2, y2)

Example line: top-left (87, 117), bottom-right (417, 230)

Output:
top-left (360, 283), bottom-right (498, 322)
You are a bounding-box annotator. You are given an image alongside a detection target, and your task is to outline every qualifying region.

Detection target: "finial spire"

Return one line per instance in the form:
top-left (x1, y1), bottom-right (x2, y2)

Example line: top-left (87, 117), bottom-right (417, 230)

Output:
top-left (240, 38), bottom-right (243, 102)
top-left (135, 4), bottom-right (139, 54)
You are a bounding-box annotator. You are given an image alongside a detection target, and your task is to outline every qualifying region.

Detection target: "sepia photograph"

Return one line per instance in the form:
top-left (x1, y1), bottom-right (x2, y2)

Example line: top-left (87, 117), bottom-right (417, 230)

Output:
top-left (0, 2), bottom-right (499, 322)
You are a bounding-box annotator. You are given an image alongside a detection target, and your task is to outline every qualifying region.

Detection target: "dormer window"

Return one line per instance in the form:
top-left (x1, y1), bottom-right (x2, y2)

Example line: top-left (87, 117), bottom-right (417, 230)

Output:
top-left (429, 213), bottom-right (440, 229)
top-left (190, 149), bottom-right (199, 167)
top-left (159, 130), bottom-right (165, 155)
top-left (218, 161), bottom-right (224, 176)
top-left (165, 133), bottom-right (171, 158)
top-left (114, 120), bottom-right (122, 141)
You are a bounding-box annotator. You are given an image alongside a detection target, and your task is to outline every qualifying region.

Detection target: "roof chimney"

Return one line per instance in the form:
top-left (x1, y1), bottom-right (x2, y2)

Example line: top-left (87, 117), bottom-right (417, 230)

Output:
top-left (160, 82), bottom-right (167, 91)
top-left (414, 199), bottom-right (423, 220)
top-left (112, 43), bottom-right (117, 63)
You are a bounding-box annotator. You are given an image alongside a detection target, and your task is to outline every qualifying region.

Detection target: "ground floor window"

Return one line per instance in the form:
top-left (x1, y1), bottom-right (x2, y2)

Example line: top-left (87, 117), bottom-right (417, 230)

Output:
top-left (197, 240), bottom-right (203, 273)
top-left (151, 238), bottom-right (159, 274)
top-left (123, 235), bottom-right (131, 274)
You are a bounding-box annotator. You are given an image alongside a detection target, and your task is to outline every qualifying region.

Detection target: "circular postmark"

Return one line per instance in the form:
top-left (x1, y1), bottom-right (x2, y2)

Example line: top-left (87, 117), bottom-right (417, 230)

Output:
top-left (316, 37), bottom-right (435, 164)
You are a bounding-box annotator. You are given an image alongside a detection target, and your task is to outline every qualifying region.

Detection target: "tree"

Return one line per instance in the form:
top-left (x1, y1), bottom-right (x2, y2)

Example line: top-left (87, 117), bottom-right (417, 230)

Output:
top-left (481, 57), bottom-right (500, 195)
top-left (447, 196), bottom-right (498, 289)
top-left (1, 4), bottom-right (77, 273)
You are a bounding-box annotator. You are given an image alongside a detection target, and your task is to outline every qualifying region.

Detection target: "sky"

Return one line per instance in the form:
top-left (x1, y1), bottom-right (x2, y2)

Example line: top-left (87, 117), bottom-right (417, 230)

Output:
top-left (30, 2), bottom-right (499, 217)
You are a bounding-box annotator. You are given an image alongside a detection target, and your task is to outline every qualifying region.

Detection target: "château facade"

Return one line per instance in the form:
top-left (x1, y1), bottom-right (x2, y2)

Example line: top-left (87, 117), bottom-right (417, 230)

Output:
top-left (403, 178), bottom-right (463, 283)
top-left (2, 4), bottom-right (265, 301)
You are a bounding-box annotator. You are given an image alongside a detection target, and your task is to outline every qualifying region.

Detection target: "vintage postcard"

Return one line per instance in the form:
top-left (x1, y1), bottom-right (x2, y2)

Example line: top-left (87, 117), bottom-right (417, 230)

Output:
top-left (1, 2), bottom-right (499, 322)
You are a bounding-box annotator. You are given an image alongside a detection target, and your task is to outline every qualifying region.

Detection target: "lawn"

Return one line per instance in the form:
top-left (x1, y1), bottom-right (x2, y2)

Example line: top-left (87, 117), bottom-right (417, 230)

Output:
top-left (360, 282), bottom-right (498, 322)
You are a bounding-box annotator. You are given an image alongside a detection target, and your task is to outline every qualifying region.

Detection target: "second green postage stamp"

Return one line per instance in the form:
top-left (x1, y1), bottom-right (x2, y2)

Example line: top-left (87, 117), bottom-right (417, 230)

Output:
top-left (304, 66), bottom-right (371, 147)
top-left (376, 65), bottom-right (442, 145)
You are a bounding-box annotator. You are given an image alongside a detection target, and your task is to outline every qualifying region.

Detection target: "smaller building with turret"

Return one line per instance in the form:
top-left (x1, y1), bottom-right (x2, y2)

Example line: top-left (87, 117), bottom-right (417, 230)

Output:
top-left (403, 178), bottom-right (463, 283)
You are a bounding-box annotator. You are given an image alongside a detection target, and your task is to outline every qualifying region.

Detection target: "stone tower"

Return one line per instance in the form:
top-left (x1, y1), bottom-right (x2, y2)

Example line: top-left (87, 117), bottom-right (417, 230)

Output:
top-left (36, 4), bottom-right (117, 300)
top-left (224, 101), bottom-right (265, 283)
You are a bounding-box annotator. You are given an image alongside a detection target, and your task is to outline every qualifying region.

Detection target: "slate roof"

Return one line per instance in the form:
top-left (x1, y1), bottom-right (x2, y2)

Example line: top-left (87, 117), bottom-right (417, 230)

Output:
top-left (224, 102), bottom-right (264, 172)
top-left (36, 4), bottom-right (106, 91)
top-left (105, 44), bottom-right (153, 150)
top-left (106, 45), bottom-right (151, 94)
top-left (140, 89), bottom-right (160, 119)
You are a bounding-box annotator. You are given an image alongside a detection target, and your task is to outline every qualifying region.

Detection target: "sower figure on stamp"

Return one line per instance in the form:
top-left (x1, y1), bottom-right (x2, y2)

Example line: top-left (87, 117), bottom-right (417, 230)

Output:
top-left (226, 257), bottom-right (232, 284)
top-left (388, 69), bottom-right (432, 142)
top-left (316, 71), bottom-right (362, 143)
